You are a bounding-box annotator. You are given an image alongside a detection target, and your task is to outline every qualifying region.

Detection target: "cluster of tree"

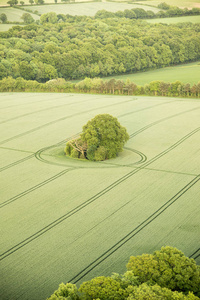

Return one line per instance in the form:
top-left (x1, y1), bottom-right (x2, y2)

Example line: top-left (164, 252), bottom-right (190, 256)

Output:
top-left (0, 15), bottom-right (199, 82)
top-left (1, 76), bottom-right (199, 98)
top-left (47, 246), bottom-right (200, 299)
top-left (95, 6), bottom-right (200, 20)
top-left (7, 0), bottom-right (44, 6)
top-left (65, 114), bottom-right (129, 161)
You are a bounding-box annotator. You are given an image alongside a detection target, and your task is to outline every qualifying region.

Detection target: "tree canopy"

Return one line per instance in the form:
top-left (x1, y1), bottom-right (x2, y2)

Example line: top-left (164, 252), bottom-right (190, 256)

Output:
top-left (65, 114), bottom-right (129, 161)
top-left (0, 14), bottom-right (199, 82)
top-left (127, 246), bottom-right (200, 296)
top-left (47, 246), bottom-right (200, 300)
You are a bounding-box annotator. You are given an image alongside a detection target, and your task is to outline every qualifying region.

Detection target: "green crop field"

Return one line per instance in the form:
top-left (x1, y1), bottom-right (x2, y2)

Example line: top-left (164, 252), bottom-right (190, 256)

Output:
top-left (26, 2), bottom-right (160, 15)
top-left (147, 15), bottom-right (200, 24)
top-left (102, 62), bottom-right (200, 85)
top-left (0, 93), bottom-right (200, 300)
top-left (0, 7), bottom-right (40, 22)
top-left (0, 24), bottom-right (24, 31)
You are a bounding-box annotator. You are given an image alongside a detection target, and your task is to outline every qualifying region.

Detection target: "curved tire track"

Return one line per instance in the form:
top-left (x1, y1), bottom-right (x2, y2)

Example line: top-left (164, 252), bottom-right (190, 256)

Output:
top-left (0, 168), bottom-right (74, 209)
top-left (0, 96), bottom-right (91, 125)
top-left (0, 98), bottom-right (172, 170)
top-left (1, 126), bottom-right (199, 261)
top-left (34, 105), bottom-right (199, 167)
top-left (0, 98), bottom-right (135, 145)
top-left (69, 174), bottom-right (200, 284)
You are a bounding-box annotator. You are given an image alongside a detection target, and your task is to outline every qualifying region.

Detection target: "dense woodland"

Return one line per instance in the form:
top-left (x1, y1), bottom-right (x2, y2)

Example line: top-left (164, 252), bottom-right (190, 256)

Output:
top-left (0, 11), bottom-right (200, 83)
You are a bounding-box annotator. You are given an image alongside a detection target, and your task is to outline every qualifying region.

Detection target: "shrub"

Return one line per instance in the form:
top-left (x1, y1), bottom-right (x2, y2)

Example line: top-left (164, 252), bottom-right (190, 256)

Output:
top-left (94, 146), bottom-right (107, 161)
top-left (86, 144), bottom-right (97, 161)
top-left (70, 148), bottom-right (79, 159)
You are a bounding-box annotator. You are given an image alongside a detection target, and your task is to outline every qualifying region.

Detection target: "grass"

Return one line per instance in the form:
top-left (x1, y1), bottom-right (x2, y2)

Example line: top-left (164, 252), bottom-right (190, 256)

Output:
top-left (25, 2), bottom-right (160, 15)
top-left (0, 7), bottom-right (40, 22)
top-left (101, 62), bottom-right (200, 85)
top-left (146, 15), bottom-right (200, 24)
top-left (0, 93), bottom-right (200, 300)
top-left (0, 23), bottom-right (24, 31)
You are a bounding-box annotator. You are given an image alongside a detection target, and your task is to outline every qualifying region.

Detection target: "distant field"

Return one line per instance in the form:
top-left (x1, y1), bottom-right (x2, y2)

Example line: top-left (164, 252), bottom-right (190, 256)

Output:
top-left (102, 62), bottom-right (200, 85)
top-left (135, 0), bottom-right (200, 9)
top-left (0, 7), bottom-right (40, 22)
top-left (0, 93), bottom-right (199, 300)
top-left (0, 0), bottom-right (94, 6)
top-left (26, 2), bottom-right (160, 15)
top-left (147, 15), bottom-right (200, 24)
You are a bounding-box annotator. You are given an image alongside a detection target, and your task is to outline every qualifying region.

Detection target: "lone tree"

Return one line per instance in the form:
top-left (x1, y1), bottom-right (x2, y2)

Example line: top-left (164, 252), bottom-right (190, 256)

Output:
top-left (21, 13), bottom-right (35, 24)
top-left (0, 13), bottom-right (7, 23)
top-left (65, 114), bottom-right (129, 161)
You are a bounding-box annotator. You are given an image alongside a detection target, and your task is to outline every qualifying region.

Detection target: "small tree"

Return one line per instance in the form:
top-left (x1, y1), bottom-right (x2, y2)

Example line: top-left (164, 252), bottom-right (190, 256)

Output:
top-left (21, 13), bottom-right (35, 24)
top-left (40, 12), bottom-right (58, 24)
top-left (0, 13), bottom-right (7, 23)
top-left (127, 246), bottom-right (200, 296)
top-left (7, 0), bottom-right (18, 6)
top-left (29, 0), bottom-right (34, 4)
top-left (20, 1), bottom-right (24, 4)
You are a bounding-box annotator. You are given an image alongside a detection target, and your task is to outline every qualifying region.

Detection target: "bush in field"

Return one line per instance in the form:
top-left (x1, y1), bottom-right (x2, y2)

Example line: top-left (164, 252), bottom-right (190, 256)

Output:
top-left (128, 284), bottom-right (200, 300)
top-left (127, 246), bottom-right (200, 296)
top-left (21, 13), bottom-right (35, 24)
top-left (0, 13), bottom-right (7, 23)
top-left (48, 256), bottom-right (200, 299)
top-left (47, 282), bottom-right (79, 300)
top-left (65, 114), bottom-right (129, 161)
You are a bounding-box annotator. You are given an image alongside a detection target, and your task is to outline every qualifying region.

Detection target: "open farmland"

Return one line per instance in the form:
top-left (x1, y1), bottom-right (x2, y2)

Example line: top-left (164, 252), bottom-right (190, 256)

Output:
top-left (26, 2), bottom-right (160, 16)
top-left (0, 0), bottom-right (94, 6)
top-left (0, 7), bottom-right (40, 22)
top-left (0, 93), bottom-right (200, 300)
top-left (101, 61), bottom-right (200, 86)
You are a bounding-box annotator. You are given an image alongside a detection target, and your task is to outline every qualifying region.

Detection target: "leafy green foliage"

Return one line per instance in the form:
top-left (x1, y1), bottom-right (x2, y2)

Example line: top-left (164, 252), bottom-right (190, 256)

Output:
top-left (40, 12), bottom-right (58, 24)
top-left (79, 275), bottom-right (134, 300)
top-left (94, 145), bottom-right (107, 161)
top-left (7, 0), bottom-right (18, 6)
top-left (81, 114), bottom-right (129, 160)
top-left (48, 248), bottom-right (200, 300)
top-left (0, 76), bottom-right (199, 98)
top-left (0, 13), bottom-right (7, 23)
top-left (0, 15), bottom-right (199, 82)
top-left (47, 282), bottom-right (79, 300)
top-left (127, 246), bottom-right (200, 296)
top-left (21, 13), bottom-right (35, 24)
top-left (65, 114), bottom-right (129, 161)
top-left (127, 284), bottom-right (200, 300)
top-left (86, 144), bottom-right (97, 161)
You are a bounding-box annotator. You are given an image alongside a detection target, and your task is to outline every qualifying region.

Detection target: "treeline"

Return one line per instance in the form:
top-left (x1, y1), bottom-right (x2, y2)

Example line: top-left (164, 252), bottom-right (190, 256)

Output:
top-left (47, 246), bottom-right (200, 299)
top-left (95, 5), bottom-right (200, 20)
top-left (1, 76), bottom-right (200, 98)
top-left (0, 14), bottom-right (199, 82)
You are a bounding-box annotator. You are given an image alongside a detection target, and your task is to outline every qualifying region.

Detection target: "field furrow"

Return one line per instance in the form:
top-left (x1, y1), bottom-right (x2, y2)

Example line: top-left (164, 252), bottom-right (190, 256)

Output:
top-left (0, 93), bottom-right (199, 300)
